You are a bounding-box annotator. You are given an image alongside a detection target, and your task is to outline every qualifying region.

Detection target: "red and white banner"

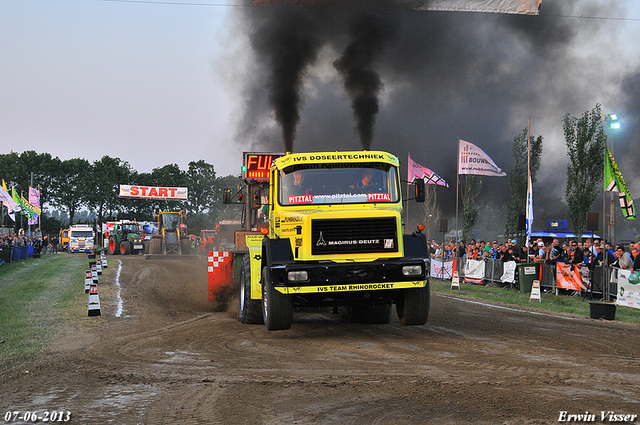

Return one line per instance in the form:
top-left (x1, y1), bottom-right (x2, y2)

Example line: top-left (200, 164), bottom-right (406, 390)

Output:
top-left (464, 259), bottom-right (485, 284)
top-left (431, 259), bottom-right (453, 279)
top-left (119, 185), bottom-right (188, 201)
top-left (555, 262), bottom-right (588, 291)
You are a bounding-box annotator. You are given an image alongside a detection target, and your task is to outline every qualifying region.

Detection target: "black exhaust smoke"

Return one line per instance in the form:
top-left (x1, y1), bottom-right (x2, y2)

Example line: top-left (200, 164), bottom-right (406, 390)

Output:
top-left (251, 4), bottom-right (323, 152)
top-left (334, 5), bottom-right (396, 150)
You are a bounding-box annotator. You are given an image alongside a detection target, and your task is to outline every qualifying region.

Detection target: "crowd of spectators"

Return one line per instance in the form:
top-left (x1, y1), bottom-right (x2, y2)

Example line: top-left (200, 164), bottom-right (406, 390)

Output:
top-left (0, 233), bottom-right (61, 264)
top-left (428, 237), bottom-right (640, 273)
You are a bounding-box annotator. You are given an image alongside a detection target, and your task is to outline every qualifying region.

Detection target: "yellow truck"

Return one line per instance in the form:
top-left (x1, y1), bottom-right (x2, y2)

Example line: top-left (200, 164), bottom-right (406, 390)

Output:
top-left (224, 151), bottom-right (429, 330)
top-left (59, 228), bottom-right (70, 252)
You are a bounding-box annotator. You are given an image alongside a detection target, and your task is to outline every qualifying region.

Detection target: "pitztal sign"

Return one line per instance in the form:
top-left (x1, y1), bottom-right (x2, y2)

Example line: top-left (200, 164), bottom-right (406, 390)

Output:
top-left (119, 185), bottom-right (188, 201)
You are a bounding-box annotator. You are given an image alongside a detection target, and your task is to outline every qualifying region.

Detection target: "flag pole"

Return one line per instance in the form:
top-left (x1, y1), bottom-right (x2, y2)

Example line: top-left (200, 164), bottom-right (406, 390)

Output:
top-left (455, 139), bottom-right (460, 245)
top-left (406, 152), bottom-right (410, 229)
top-left (526, 116), bottom-right (531, 251)
top-left (603, 138), bottom-right (609, 302)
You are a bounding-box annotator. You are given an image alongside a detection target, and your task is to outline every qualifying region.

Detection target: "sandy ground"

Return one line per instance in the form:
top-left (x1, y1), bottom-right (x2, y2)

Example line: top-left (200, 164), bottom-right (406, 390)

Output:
top-left (1, 255), bottom-right (639, 424)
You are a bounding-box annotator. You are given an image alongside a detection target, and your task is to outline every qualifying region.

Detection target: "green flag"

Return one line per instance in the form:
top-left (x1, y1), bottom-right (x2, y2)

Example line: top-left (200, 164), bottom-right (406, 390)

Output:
top-left (12, 187), bottom-right (36, 220)
top-left (605, 146), bottom-right (636, 219)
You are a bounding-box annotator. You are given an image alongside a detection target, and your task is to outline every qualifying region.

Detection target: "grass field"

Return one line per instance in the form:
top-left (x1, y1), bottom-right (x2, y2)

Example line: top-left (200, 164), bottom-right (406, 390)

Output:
top-left (0, 253), bottom-right (94, 364)
top-left (430, 278), bottom-right (640, 325)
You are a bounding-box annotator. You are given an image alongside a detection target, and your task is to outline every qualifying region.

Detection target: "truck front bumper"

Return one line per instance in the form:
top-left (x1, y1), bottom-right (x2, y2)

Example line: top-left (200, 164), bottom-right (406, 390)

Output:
top-left (269, 259), bottom-right (428, 295)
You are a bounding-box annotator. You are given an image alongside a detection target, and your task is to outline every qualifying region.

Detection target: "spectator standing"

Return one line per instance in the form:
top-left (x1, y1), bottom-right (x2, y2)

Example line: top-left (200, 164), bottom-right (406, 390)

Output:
top-left (605, 242), bottom-right (616, 261)
top-left (632, 245), bottom-right (640, 272)
top-left (569, 241), bottom-right (584, 265)
top-left (612, 245), bottom-right (633, 270)
top-left (466, 240), bottom-right (479, 260)
top-left (547, 239), bottom-right (561, 265)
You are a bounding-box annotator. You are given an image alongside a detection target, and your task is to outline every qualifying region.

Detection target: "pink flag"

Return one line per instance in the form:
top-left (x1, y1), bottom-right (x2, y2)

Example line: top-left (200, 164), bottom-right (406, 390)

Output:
top-left (408, 155), bottom-right (449, 188)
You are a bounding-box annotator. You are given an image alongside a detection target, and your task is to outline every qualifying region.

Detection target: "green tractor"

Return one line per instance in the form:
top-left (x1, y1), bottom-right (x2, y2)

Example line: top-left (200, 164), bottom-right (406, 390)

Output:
top-left (107, 220), bottom-right (145, 255)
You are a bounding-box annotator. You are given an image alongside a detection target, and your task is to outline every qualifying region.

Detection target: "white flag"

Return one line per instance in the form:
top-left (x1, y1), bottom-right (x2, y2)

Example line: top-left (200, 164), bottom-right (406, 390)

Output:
top-left (458, 139), bottom-right (507, 177)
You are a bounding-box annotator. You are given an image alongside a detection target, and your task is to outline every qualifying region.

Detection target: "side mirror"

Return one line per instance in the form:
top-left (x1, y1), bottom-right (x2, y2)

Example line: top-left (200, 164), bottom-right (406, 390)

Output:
top-left (223, 189), bottom-right (232, 204)
top-left (414, 179), bottom-right (425, 203)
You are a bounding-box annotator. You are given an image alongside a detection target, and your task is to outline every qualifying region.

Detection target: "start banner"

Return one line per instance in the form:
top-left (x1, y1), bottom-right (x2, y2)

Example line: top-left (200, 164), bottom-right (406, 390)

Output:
top-left (119, 185), bottom-right (188, 201)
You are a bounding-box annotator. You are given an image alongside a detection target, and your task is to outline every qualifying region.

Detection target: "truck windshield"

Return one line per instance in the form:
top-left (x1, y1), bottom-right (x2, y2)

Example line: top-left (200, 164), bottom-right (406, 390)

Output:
top-left (278, 163), bottom-right (399, 206)
top-left (71, 231), bottom-right (94, 238)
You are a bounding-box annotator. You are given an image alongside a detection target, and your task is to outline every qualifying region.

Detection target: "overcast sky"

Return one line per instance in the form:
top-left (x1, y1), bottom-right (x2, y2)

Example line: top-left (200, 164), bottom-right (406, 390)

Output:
top-left (2, 0), bottom-right (640, 221)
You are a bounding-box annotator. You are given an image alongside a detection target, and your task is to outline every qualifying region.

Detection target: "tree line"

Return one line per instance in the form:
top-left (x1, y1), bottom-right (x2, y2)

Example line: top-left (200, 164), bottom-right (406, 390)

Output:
top-left (0, 152), bottom-right (241, 235)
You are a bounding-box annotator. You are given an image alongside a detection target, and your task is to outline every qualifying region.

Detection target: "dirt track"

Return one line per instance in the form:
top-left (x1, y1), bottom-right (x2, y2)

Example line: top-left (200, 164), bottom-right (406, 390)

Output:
top-left (2, 255), bottom-right (639, 424)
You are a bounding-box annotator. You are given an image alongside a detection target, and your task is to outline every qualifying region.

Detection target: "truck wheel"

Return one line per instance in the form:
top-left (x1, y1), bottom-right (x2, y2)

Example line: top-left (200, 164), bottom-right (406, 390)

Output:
top-left (120, 241), bottom-right (131, 255)
top-left (239, 255), bottom-right (263, 324)
top-left (396, 280), bottom-right (430, 325)
top-left (108, 237), bottom-right (119, 255)
top-left (262, 266), bottom-right (293, 331)
top-left (149, 237), bottom-right (162, 255)
top-left (347, 304), bottom-right (392, 324)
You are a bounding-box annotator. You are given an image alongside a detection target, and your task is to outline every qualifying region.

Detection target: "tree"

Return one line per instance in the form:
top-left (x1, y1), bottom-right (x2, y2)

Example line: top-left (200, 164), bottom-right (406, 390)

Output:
top-left (504, 129), bottom-right (543, 239)
top-left (187, 160), bottom-right (218, 215)
top-left (17, 151), bottom-right (60, 211)
top-left (418, 184), bottom-right (442, 243)
top-left (87, 156), bottom-right (134, 222)
top-left (564, 104), bottom-right (606, 238)
top-left (461, 175), bottom-right (482, 243)
top-left (49, 158), bottom-right (92, 225)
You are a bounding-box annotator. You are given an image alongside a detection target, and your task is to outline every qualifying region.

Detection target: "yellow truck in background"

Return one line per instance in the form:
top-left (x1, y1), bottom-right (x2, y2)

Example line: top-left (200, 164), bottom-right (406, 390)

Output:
top-left (59, 228), bottom-right (70, 252)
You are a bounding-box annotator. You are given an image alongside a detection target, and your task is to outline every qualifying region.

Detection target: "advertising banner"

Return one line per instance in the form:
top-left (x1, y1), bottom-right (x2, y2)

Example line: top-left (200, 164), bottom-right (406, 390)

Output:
top-left (464, 259), bottom-right (485, 284)
top-left (617, 270), bottom-right (640, 310)
top-left (119, 185), bottom-right (188, 201)
top-left (28, 186), bottom-right (41, 225)
top-left (501, 261), bottom-right (516, 284)
top-left (555, 262), bottom-right (588, 291)
top-left (408, 155), bottom-right (449, 187)
top-left (431, 259), bottom-right (453, 279)
top-left (458, 139), bottom-right (507, 177)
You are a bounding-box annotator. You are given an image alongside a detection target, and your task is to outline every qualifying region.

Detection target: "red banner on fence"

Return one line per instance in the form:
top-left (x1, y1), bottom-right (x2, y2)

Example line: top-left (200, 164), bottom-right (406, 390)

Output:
top-left (555, 262), bottom-right (588, 291)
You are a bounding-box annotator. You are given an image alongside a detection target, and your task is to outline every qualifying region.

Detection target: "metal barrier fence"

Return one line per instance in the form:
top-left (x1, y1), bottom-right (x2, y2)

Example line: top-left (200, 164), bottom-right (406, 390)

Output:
top-left (449, 257), bottom-right (616, 299)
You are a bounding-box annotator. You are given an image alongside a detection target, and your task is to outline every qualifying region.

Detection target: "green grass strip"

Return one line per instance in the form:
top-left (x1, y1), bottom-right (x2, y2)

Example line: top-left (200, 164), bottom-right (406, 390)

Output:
top-left (0, 253), bottom-right (89, 364)
top-left (431, 278), bottom-right (640, 325)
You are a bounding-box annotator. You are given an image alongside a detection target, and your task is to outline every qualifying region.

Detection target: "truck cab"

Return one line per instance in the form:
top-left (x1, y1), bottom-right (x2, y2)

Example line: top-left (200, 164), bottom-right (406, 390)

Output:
top-left (68, 224), bottom-right (95, 253)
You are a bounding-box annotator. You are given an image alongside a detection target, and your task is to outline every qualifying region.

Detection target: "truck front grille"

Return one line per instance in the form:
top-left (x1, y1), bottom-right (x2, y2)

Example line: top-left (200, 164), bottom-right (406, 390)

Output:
top-left (311, 217), bottom-right (398, 255)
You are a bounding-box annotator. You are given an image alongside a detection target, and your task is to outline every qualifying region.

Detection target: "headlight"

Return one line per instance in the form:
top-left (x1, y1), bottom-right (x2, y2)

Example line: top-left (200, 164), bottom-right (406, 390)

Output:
top-left (402, 265), bottom-right (423, 276)
top-left (287, 271), bottom-right (309, 282)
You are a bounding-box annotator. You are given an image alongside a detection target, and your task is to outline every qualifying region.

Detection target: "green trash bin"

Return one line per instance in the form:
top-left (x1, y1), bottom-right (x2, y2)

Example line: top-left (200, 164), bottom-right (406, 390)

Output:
top-left (517, 262), bottom-right (539, 293)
